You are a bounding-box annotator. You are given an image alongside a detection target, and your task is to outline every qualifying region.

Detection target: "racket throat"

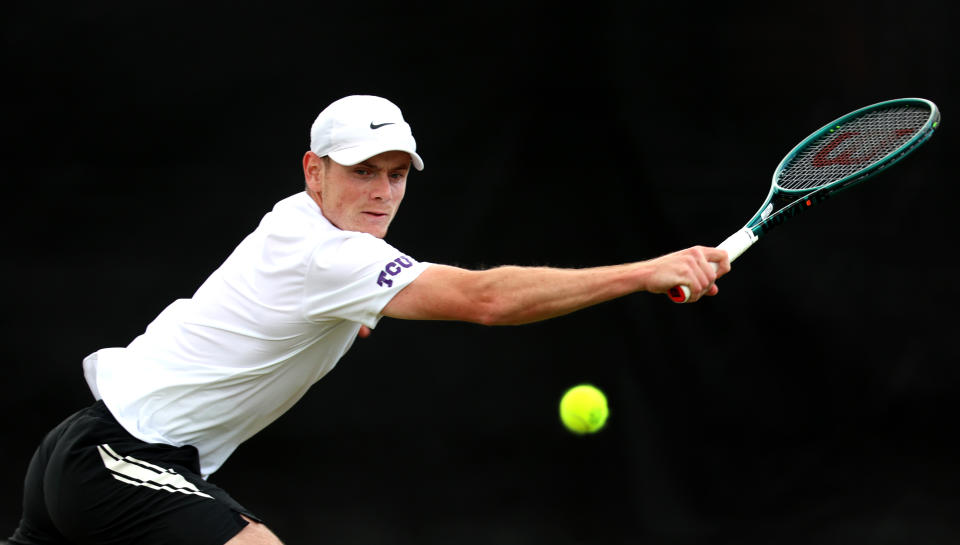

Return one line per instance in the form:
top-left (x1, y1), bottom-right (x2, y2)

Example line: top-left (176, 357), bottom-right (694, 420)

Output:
top-left (754, 188), bottom-right (831, 236)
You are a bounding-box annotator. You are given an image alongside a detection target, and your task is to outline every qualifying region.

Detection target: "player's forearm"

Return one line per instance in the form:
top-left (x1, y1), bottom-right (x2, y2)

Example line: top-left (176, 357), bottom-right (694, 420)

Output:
top-left (469, 263), bottom-right (651, 325)
top-left (463, 244), bottom-right (733, 323)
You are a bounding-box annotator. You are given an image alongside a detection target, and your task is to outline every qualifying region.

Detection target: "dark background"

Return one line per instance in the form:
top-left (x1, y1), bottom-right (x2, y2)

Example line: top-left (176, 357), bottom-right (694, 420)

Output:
top-left (3, 1), bottom-right (959, 544)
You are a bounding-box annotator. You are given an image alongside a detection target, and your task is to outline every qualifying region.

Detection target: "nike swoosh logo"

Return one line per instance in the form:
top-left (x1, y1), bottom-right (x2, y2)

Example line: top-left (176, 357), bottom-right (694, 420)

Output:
top-left (370, 122), bottom-right (395, 129)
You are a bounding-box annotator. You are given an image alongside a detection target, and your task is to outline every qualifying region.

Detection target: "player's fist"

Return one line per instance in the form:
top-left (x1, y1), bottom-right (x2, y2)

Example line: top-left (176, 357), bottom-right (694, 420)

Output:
top-left (646, 246), bottom-right (730, 302)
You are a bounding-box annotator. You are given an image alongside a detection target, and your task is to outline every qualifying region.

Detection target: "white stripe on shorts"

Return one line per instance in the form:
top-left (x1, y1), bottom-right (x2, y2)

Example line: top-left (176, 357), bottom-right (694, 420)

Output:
top-left (97, 444), bottom-right (213, 499)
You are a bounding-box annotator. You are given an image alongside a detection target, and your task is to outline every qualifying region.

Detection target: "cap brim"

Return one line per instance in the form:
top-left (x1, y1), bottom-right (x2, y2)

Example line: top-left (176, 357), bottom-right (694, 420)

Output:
top-left (328, 145), bottom-right (424, 171)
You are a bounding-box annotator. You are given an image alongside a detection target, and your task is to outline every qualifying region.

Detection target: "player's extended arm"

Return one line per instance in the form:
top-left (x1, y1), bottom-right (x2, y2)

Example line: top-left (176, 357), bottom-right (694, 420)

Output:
top-left (381, 246), bottom-right (730, 325)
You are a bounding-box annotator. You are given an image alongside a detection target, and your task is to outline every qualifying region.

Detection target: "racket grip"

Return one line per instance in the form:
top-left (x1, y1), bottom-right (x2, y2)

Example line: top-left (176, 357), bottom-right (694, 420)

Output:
top-left (667, 284), bottom-right (694, 303)
top-left (668, 227), bottom-right (758, 303)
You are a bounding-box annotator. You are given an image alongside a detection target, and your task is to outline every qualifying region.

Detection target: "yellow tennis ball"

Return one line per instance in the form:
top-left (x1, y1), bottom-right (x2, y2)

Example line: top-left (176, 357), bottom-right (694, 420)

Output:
top-left (559, 384), bottom-right (609, 434)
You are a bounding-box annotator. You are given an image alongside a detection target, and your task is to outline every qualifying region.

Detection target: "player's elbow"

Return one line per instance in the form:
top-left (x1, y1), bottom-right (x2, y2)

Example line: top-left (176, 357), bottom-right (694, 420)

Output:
top-left (458, 288), bottom-right (514, 326)
top-left (470, 297), bottom-right (508, 326)
top-left (448, 267), bottom-right (525, 326)
top-left (472, 292), bottom-right (532, 326)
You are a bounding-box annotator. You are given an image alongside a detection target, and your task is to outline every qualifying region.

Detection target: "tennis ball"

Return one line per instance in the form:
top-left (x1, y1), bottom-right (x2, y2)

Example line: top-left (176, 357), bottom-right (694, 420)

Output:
top-left (559, 384), bottom-right (609, 435)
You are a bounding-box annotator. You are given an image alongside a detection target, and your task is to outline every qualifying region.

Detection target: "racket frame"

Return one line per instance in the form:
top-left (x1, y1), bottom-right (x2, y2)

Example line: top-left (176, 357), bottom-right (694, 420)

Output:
top-left (669, 97), bottom-right (940, 302)
top-left (746, 97), bottom-right (940, 239)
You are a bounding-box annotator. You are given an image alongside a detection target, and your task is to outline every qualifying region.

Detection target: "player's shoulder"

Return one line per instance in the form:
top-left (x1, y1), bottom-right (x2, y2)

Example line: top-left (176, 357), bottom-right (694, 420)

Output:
top-left (261, 193), bottom-right (334, 239)
top-left (269, 192), bottom-right (318, 220)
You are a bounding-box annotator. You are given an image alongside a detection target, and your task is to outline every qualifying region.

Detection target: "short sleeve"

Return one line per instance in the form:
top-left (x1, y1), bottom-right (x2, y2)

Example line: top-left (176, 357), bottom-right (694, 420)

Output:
top-left (302, 233), bottom-right (429, 328)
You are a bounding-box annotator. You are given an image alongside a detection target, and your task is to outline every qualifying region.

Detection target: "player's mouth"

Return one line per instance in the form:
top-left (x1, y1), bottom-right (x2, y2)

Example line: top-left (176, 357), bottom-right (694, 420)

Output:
top-left (363, 211), bottom-right (390, 221)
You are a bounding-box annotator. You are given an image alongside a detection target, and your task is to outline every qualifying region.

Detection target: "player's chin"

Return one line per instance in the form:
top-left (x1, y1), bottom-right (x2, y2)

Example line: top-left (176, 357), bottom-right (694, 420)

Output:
top-left (359, 214), bottom-right (393, 238)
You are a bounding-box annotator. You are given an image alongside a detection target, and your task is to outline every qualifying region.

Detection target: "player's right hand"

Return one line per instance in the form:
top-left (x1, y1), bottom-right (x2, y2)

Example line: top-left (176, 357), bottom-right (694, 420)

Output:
top-left (645, 246), bottom-right (730, 302)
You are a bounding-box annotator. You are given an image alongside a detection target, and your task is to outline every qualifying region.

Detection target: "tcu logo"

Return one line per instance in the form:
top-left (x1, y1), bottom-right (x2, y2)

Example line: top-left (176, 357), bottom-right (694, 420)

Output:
top-left (377, 256), bottom-right (415, 287)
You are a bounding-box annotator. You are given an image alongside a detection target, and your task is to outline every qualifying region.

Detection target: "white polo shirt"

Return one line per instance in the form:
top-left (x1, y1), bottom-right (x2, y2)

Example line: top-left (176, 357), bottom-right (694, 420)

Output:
top-left (83, 192), bottom-right (430, 477)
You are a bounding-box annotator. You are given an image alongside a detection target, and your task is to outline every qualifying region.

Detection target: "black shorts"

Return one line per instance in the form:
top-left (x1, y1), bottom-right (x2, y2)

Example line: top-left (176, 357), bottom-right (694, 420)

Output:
top-left (8, 401), bottom-right (261, 545)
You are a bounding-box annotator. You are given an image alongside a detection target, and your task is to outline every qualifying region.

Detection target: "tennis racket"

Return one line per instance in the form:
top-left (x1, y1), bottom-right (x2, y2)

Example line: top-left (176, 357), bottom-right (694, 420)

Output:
top-left (669, 97), bottom-right (940, 303)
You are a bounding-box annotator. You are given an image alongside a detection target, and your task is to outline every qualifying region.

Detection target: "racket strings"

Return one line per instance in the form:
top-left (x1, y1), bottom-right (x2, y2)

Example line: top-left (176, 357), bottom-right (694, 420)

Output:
top-left (776, 105), bottom-right (931, 191)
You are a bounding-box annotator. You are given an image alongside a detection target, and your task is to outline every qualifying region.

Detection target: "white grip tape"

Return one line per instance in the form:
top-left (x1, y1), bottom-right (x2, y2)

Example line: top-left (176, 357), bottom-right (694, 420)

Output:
top-left (716, 227), bottom-right (758, 264)
top-left (673, 228), bottom-right (758, 302)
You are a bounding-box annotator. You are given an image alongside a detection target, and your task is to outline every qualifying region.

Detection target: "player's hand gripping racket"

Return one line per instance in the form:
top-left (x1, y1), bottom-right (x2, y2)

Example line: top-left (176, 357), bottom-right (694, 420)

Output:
top-left (669, 97), bottom-right (940, 302)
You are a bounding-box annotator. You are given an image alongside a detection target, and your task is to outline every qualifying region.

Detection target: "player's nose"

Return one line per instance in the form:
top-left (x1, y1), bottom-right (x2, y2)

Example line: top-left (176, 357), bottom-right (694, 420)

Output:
top-left (369, 174), bottom-right (392, 200)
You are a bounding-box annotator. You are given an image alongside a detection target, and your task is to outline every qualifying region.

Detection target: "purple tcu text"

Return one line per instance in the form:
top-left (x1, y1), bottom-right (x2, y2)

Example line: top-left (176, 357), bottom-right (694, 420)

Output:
top-left (377, 256), bottom-right (414, 287)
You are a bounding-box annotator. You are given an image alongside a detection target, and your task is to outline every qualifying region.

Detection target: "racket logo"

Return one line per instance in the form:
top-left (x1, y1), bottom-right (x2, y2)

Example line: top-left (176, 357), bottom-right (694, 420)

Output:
top-left (760, 203), bottom-right (774, 221)
top-left (811, 128), bottom-right (916, 168)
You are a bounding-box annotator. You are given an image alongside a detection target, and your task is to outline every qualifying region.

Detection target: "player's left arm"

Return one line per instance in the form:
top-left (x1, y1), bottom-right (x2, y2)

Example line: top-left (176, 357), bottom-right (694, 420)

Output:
top-left (380, 247), bottom-right (730, 326)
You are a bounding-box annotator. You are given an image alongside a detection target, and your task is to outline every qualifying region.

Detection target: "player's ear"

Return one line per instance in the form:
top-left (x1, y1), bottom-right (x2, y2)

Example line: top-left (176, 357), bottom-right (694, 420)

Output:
top-left (303, 151), bottom-right (325, 192)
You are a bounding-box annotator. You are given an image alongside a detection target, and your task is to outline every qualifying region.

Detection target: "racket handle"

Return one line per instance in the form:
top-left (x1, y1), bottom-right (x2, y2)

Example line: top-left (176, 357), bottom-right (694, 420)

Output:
top-left (668, 227), bottom-right (758, 303)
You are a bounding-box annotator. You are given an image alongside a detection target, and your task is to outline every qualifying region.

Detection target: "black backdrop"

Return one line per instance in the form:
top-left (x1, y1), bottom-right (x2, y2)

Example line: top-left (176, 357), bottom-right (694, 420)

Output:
top-left (4, 1), bottom-right (959, 544)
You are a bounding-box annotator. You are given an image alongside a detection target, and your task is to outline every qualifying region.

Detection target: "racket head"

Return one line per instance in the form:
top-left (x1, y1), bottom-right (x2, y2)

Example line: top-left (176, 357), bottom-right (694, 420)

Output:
top-left (744, 98), bottom-right (940, 233)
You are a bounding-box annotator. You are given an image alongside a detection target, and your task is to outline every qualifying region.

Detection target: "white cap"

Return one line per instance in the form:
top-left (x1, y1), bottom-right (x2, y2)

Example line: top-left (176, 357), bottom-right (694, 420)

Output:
top-left (309, 95), bottom-right (424, 171)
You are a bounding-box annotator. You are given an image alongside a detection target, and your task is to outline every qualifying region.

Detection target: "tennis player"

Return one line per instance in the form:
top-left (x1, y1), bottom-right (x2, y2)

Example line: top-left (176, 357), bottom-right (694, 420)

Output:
top-left (8, 95), bottom-right (730, 545)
